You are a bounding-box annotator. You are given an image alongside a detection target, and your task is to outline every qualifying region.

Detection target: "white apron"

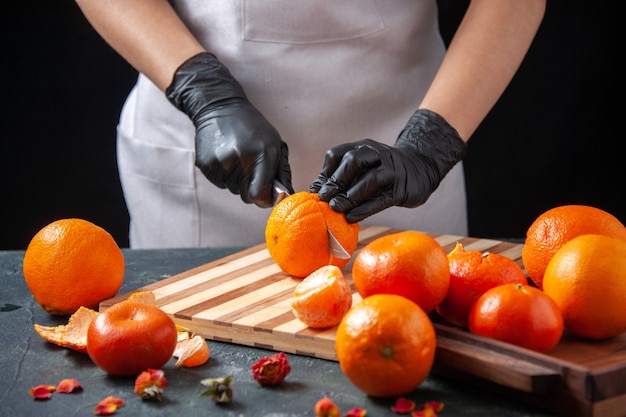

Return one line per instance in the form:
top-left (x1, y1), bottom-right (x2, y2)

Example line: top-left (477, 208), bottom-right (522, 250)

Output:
top-left (117, 0), bottom-right (467, 249)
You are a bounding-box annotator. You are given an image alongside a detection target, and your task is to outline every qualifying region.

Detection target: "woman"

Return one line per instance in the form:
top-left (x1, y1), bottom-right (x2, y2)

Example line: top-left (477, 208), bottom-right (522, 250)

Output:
top-left (75, 0), bottom-right (546, 248)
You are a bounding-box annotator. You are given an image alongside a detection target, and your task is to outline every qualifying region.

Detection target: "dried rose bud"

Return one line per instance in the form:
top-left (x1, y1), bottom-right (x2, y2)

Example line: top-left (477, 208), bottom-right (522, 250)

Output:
top-left (200, 375), bottom-right (234, 404)
top-left (391, 397), bottom-right (415, 413)
top-left (29, 384), bottom-right (56, 400)
top-left (134, 369), bottom-right (168, 401)
top-left (251, 351), bottom-right (291, 386)
top-left (94, 396), bottom-right (125, 415)
top-left (314, 397), bottom-right (340, 417)
top-left (57, 378), bottom-right (83, 393)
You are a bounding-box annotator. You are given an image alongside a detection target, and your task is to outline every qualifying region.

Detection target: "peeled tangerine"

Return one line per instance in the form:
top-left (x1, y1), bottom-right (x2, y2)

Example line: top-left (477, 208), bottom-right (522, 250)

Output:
top-left (291, 265), bottom-right (353, 329)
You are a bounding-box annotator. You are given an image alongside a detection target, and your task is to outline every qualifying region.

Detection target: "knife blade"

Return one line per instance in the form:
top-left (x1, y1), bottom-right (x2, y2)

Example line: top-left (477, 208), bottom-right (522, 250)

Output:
top-left (273, 181), bottom-right (351, 260)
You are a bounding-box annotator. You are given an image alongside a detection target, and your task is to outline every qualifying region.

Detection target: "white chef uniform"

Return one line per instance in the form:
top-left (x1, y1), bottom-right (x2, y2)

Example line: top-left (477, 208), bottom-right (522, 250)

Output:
top-left (117, 0), bottom-right (467, 249)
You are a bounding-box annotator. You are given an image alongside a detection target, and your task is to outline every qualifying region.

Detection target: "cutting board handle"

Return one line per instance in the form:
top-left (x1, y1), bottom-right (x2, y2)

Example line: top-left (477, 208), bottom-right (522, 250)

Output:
top-left (433, 323), bottom-right (561, 393)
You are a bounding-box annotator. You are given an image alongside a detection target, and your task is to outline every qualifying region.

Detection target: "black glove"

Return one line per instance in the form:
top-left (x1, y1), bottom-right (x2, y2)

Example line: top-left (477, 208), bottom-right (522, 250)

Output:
top-left (310, 109), bottom-right (468, 223)
top-left (166, 52), bottom-right (293, 208)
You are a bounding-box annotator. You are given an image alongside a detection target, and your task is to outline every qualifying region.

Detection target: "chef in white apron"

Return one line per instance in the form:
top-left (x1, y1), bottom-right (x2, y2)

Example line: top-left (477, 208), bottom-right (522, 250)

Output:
top-left (75, 0), bottom-right (546, 249)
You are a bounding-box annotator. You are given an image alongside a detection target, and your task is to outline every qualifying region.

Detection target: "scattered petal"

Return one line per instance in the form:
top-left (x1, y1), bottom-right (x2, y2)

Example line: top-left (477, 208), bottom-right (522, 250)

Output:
top-left (251, 351), bottom-right (291, 386)
top-left (94, 396), bottom-right (125, 415)
top-left (315, 397), bottom-right (340, 417)
top-left (173, 334), bottom-right (210, 367)
top-left (57, 378), bottom-right (83, 393)
top-left (200, 375), bottom-right (234, 404)
top-left (33, 306), bottom-right (99, 353)
top-left (134, 369), bottom-right (168, 401)
top-left (344, 407), bottom-right (367, 416)
top-left (410, 409), bottom-right (436, 417)
top-left (29, 384), bottom-right (56, 400)
top-left (411, 401), bottom-right (444, 417)
top-left (422, 401), bottom-right (444, 413)
top-left (391, 397), bottom-right (416, 413)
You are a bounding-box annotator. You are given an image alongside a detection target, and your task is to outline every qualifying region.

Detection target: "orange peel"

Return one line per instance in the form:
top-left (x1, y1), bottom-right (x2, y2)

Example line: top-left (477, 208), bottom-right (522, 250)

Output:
top-left (173, 334), bottom-right (210, 368)
top-left (33, 306), bottom-right (99, 353)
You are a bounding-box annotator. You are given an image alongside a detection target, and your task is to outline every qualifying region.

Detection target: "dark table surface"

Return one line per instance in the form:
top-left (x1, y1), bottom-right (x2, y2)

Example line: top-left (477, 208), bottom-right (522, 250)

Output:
top-left (0, 247), bottom-right (560, 417)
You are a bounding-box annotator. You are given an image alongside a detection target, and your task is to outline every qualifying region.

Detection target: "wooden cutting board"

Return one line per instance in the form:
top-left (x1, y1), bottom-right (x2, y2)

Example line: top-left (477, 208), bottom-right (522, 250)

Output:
top-left (100, 226), bottom-right (626, 417)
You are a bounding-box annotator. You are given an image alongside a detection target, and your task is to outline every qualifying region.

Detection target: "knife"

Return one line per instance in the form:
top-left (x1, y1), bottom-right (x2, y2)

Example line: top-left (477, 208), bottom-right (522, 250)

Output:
top-left (273, 181), bottom-right (351, 260)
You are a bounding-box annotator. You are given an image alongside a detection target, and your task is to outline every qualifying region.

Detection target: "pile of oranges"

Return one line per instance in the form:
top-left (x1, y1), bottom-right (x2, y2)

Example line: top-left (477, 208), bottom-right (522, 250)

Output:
top-left (22, 200), bottom-right (626, 398)
top-left (267, 194), bottom-right (626, 398)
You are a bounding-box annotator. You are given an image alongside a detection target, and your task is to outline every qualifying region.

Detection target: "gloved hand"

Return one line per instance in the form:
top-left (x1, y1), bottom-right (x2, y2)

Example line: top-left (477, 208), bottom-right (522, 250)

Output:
top-left (310, 109), bottom-right (468, 223)
top-left (166, 52), bottom-right (293, 208)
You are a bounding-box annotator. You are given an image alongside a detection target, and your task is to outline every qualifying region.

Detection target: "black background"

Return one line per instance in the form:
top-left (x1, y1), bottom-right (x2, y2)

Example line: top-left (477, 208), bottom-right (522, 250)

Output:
top-left (2, 1), bottom-right (623, 249)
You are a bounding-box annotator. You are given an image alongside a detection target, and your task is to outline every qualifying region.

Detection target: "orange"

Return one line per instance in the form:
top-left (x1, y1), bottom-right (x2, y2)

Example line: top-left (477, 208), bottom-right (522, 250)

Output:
top-left (436, 243), bottom-right (528, 328)
top-left (290, 265), bottom-right (353, 329)
top-left (543, 234), bottom-right (626, 340)
top-left (351, 230), bottom-right (449, 313)
top-left (335, 294), bottom-right (436, 398)
top-left (23, 218), bottom-right (125, 315)
top-left (468, 283), bottom-right (564, 353)
top-left (521, 205), bottom-right (626, 289)
top-left (87, 301), bottom-right (178, 376)
top-left (265, 192), bottom-right (359, 278)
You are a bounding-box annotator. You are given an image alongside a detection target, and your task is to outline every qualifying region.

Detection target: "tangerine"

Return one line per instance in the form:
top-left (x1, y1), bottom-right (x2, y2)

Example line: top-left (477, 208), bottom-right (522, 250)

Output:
top-left (265, 192), bottom-right (359, 278)
top-left (468, 283), bottom-right (564, 353)
top-left (335, 294), bottom-right (436, 398)
top-left (436, 243), bottom-right (528, 328)
top-left (290, 265), bottom-right (353, 329)
top-left (351, 230), bottom-right (449, 313)
top-left (23, 218), bottom-right (125, 315)
top-left (521, 205), bottom-right (626, 289)
top-left (543, 234), bottom-right (626, 340)
top-left (87, 301), bottom-right (178, 376)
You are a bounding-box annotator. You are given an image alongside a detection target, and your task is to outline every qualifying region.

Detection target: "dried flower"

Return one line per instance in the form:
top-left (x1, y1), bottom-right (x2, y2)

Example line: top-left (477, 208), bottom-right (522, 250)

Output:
top-left (134, 369), bottom-right (168, 401)
top-left (94, 396), bottom-right (125, 415)
top-left (56, 378), bottom-right (83, 393)
top-left (251, 351), bottom-right (291, 386)
top-left (314, 397), bottom-right (340, 417)
top-left (200, 375), bottom-right (234, 404)
top-left (391, 397), bottom-right (415, 413)
top-left (29, 384), bottom-right (56, 400)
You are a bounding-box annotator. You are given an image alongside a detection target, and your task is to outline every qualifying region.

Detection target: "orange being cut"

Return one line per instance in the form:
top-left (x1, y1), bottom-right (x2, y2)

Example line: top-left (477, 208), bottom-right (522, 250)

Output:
top-left (265, 192), bottom-right (359, 278)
